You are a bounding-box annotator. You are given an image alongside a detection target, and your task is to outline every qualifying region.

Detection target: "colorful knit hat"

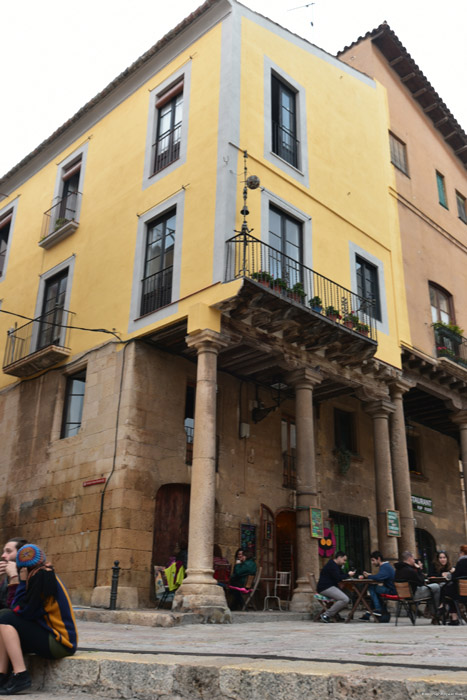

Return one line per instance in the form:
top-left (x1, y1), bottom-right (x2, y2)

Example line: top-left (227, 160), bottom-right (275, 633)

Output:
top-left (16, 544), bottom-right (46, 569)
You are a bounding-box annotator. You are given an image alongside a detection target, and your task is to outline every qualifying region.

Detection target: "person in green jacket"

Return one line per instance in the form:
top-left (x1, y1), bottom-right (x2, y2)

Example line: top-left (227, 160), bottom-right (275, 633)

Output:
top-left (228, 551), bottom-right (257, 610)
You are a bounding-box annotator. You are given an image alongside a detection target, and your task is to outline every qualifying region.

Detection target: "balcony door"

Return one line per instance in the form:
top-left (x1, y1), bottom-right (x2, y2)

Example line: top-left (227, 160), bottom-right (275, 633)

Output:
top-left (268, 205), bottom-right (302, 287)
top-left (37, 270), bottom-right (68, 349)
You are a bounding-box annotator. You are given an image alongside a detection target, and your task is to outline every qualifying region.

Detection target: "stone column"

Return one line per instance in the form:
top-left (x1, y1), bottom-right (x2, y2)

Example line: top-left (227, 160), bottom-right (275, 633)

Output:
top-left (389, 380), bottom-right (416, 556)
top-left (365, 400), bottom-right (399, 562)
top-left (172, 329), bottom-right (230, 622)
top-left (451, 411), bottom-right (467, 540)
top-left (287, 367), bottom-right (322, 612)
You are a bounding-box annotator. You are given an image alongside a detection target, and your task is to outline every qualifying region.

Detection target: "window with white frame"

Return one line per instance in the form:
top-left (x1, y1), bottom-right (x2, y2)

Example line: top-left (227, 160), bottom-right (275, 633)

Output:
top-left (140, 209), bottom-right (176, 316)
top-left (356, 255), bottom-right (381, 322)
top-left (153, 80), bottom-right (183, 174)
top-left (0, 212), bottom-right (12, 278)
top-left (32, 256), bottom-right (75, 351)
top-left (271, 75), bottom-right (298, 168)
top-left (61, 369), bottom-right (86, 438)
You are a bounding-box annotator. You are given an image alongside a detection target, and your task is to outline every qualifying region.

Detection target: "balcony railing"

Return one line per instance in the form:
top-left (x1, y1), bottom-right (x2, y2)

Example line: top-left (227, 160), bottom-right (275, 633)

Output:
top-left (434, 324), bottom-right (467, 368)
top-left (3, 308), bottom-right (73, 377)
top-left (153, 123), bottom-right (181, 174)
top-left (225, 232), bottom-right (377, 341)
top-left (140, 266), bottom-right (173, 316)
top-left (272, 121), bottom-right (298, 168)
top-left (41, 192), bottom-right (81, 247)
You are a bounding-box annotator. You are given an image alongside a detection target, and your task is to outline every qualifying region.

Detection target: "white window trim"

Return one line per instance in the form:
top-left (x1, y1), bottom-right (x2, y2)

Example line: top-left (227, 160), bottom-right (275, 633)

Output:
top-left (348, 242), bottom-right (388, 335)
top-left (263, 57), bottom-right (309, 187)
top-left (128, 190), bottom-right (185, 333)
top-left (0, 197), bottom-right (19, 282)
top-left (142, 62), bottom-right (191, 190)
top-left (31, 256), bottom-right (76, 351)
top-left (261, 188), bottom-right (312, 273)
top-left (52, 143), bottom-right (89, 222)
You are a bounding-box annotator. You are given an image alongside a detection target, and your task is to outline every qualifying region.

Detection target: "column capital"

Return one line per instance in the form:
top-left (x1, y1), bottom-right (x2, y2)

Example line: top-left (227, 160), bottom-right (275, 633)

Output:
top-left (451, 410), bottom-right (467, 427)
top-left (185, 329), bottom-right (230, 354)
top-left (388, 377), bottom-right (415, 400)
top-left (364, 399), bottom-right (396, 419)
top-left (286, 366), bottom-right (322, 390)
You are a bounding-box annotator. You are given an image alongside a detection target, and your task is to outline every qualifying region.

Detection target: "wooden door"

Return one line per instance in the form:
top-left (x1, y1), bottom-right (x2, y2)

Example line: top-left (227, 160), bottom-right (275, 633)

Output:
top-left (275, 508), bottom-right (296, 584)
top-left (152, 484), bottom-right (190, 569)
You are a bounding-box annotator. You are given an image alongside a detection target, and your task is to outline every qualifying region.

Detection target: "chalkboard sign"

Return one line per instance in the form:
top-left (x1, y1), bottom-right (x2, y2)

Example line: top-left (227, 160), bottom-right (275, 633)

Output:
top-left (241, 523), bottom-right (256, 556)
top-left (386, 509), bottom-right (401, 537)
top-left (310, 507), bottom-right (324, 538)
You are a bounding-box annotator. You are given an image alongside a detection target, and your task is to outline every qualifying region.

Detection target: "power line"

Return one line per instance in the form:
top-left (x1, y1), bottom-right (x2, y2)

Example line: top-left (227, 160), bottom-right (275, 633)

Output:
top-left (0, 308), bottom-right (122, 341)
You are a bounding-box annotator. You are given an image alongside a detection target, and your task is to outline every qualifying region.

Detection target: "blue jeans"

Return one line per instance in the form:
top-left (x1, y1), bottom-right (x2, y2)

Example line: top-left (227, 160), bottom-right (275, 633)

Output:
top-left (369, 583), bottom-right (393, 611)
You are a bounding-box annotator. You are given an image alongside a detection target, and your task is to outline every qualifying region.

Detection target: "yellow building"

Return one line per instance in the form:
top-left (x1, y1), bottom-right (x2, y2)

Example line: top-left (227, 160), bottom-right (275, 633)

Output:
top-left (0, 1), bottom-right (456, 617)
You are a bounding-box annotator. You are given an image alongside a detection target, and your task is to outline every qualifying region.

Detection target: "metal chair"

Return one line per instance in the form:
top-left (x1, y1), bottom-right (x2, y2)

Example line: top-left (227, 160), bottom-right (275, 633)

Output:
top-left (308, 572), bottom-right (333, 621)
top-left (443, 576), bottom-right (467, 625)
top-left (263, 571), bottom-right (292, 611)
top-left (393, 581), bottom-right (432, 625)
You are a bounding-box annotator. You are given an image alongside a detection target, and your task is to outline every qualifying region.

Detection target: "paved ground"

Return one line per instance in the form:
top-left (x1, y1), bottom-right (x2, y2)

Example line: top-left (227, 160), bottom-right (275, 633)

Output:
top-left (22, 612), bottom-right (467, 698)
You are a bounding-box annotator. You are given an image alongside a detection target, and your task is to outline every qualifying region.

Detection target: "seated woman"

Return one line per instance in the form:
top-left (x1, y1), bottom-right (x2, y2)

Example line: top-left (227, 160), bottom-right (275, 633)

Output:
top-left (226, 551), bottom-right (257, 611)
top-left (430, 551), bottom-right (455, 579)
top-left (439, 544), bottom-right (467, 625)
top-left (0, 544), bottom-right (78, 695)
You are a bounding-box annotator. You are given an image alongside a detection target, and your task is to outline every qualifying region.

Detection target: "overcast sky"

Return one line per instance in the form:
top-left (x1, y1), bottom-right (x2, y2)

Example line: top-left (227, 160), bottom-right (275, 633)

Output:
top-left (1, 0), bottom-right (466, 177)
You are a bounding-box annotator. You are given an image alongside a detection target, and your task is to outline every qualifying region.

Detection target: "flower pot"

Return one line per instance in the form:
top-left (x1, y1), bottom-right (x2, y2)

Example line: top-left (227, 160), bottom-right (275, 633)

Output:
top-left (311, 305), bottom-right (322, 313)
top-left (327, 314), bottom-right (339, 322)
top-left (357, 328), bottom-right (369, 337)
top-left (343, 321), bottom-right (354, 329)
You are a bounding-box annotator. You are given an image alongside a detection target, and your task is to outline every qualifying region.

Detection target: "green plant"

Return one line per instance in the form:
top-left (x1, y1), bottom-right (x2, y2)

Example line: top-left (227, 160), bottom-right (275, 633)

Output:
top-left (343, 312), bottom-right (359, 325)
top-left (272, 278), bottom-right (287, 290)
top-left (432, 321), bottom-right (464, 337)
top-left (325, 305), bottom-right (341, 319)
top-left (54, 217), bottom-right (68, 231)
top-left (356, 322), bottom-right (370, 333)
top-left (309, 295), bottom-right (322, 307)
top-left (251, 270), bottom-right (272, 283)
top-left (291, 282), bottom-right (305, 296)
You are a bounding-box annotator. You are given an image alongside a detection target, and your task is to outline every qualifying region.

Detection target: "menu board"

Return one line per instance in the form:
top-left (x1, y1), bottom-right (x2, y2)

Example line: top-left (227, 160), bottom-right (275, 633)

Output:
top-left (310, 507), bottom-right (324, 539)
top-left (386, 509), bottom-right (401, 537)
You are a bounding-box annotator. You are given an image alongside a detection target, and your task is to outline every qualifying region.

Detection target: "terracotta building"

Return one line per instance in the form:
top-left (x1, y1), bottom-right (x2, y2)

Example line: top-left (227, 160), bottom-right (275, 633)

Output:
top-left (0, 3), bottom-right (465, 618)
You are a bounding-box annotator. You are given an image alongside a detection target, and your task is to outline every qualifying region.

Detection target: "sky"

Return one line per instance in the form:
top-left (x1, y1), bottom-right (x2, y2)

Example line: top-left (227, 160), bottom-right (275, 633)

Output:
top-left (1, 0), bottom-right (466, 177)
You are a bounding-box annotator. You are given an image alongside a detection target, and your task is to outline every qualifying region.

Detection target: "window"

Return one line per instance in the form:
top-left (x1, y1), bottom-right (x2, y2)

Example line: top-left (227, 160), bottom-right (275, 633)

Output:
top-left (0, 212), bottom-right (12, 277)
top-left (61, 369), bottom-right (86, 438)
top-left (153, 80), bottom-right (183, 174)
top-left (389, 132), bottom-right (408, 175)
top-left (37, 270), bottom-right (68, 349)
top-left (281, 417), bottom-right (296, 489)
top-left (329, 511), bottom-right (370, 573)
top-left (356, 256), bottom-right (381, 321)
top-left (436, 171), bottom-right (448, 208)
top-left (406, 430), bottom-right (422, 476)
top-left (57, 158), bottom-right (81, 224)
top-left (269, 205), bottom-right (302, 287)
top-left (456, 191), bottom-right (467, 224)
top-left (429, 283), bottom-right (452, 324)
top-left (140, 209), bottom-right (176, 315)
top-left (271, 75), bottom-right (298, 168)
top-left (184, 384), bottom-right (195, 465)
top-left (334, 409), bottom-right (356, 453)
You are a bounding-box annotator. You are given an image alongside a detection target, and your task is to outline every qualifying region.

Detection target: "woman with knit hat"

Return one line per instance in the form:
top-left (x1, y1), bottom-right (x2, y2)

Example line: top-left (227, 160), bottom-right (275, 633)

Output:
top-left (0, 544), bottom-right (78, 695)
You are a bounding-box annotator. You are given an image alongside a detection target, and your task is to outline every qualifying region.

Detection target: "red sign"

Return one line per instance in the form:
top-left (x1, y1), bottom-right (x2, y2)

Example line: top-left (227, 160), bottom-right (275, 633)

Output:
top-left (83, 478), bottom-right (106, 487)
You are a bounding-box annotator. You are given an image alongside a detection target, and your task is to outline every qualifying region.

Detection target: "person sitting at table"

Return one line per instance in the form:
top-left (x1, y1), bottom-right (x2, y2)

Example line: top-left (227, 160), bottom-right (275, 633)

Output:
top-left (429, 551), bottom-right (455, 579)
top-left (359, 550), bottom-right (395, 620)
top-left (394, 551), bottom-right (441, 623)
top-left (317, 550), bottom-right (355, 623)
top-left (439, 544), bottom-right (467, 626)
top-left (226, 550), bottom-right (257, 611)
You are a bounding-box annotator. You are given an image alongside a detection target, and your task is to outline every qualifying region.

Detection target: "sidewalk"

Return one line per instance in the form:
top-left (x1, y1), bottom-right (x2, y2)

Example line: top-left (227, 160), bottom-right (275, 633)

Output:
top-left (27, 610), bottom-right (467, 699)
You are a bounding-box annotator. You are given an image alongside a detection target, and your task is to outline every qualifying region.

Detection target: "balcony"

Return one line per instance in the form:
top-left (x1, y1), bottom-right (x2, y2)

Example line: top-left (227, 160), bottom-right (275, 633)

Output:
top-left (223, 233), bottom-right (377, 366)
top-left (40, 192), bottom-right (81, 249)
top-left (434, 324), bottom-right (467, 369)
top-left (3, 308), bottom-right (73, 377)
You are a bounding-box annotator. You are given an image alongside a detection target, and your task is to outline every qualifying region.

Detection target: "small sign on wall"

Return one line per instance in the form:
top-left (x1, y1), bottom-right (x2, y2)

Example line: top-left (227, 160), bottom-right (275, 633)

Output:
top-left (411, 495), bottom-right (433, 514)
top-left (386, 509), bottom-right (401, 537)
top-left (83, 477), bottom-right (106, 487)
top-left (310, 507), bottom-right (324, 539)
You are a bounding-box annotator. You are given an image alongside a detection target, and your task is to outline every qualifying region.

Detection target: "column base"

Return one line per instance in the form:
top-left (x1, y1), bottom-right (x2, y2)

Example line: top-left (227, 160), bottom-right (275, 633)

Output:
top-left (289, 577), bottom-right (313, 613)
top-left (172, 581), bottom-right (232, 623)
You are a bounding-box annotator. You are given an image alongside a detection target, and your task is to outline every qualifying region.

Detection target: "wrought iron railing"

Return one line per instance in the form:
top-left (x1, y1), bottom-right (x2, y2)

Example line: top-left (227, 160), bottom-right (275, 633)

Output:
top-left (225, 232), bottom-right (377, 341)
top-left (140, 266), bottom-right (173, 316)
top-left (153, 123), bottom-right (181, 174)
top-left (434, 324), bottom-right (467, 368)
top-left (42, 192), bottom-right (81, 240)
top-left (272, 121), bottom-right (298, 167)
top-left (3, 308), bottom-right (73, 368)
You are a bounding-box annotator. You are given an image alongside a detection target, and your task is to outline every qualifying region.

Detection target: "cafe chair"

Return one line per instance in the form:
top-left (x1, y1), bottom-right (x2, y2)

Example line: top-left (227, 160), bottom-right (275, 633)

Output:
top-left (392, 581), bottom-right (432, 625)
top-left (308, 572), bottom-right (333, 621)
top-left (227, 567), bottom-right (262, 611)
top-left (443, 577), bottom-right (467, 625)
top-left (263, 571), bottom-right (292, 611)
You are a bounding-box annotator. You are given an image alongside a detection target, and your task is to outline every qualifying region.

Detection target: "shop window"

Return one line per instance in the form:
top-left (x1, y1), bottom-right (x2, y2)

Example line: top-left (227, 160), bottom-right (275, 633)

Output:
top-left (329, 511), bottom-right (370, 574)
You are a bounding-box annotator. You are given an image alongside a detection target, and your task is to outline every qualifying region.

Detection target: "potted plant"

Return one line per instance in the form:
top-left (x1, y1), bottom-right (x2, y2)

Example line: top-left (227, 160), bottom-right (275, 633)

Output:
top-left (309, 295), bottom-right (322, 313)
top-left (251, 270), bottom-right (272, 287)
top-left (432, 321), bottom-right (464, 337)
top-left (271, 277), bottom-right (287, 293)
top-left (343, 312), bottom-right (359, 329)
top-left (54, 217), bottom-right (68, 231)
top-left (289, 282), bottom-right (306, 303)
top-left (325, 305), bottom-right (341, 322)
top-left (356, 322), bottom-right (370, 336)
top-left (437, 345), bottom-right (455, 359)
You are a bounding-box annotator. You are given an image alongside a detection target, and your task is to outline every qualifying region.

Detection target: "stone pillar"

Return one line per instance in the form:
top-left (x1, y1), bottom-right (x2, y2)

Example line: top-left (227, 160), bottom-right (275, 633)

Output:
top-left (172, 329), bottom-right (231, 622)
top-left (389, 380), bottom-right (416, 556)
top-left (365, 400), bottom-right (399, 562)
top-left (287, 367), bottom-right (322, 612)
top-left (451, 411), bottom-right (467, 540)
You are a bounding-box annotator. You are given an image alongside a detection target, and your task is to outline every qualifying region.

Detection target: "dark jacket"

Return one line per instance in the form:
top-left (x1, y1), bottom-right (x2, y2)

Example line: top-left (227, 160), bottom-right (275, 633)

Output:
top-left (229, 559), bottom-right (257, 588)
top-left (394, 561), bottom-right (425, 594)
top-left (317, 559), bottom-right (347, 593)
top-left (367, 561), bottom-right (396, 594)
top-left (452, 556), bottom-right (467, 581)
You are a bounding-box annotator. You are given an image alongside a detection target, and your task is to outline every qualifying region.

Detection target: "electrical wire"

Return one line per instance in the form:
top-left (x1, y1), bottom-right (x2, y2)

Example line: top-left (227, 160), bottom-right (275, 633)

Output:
top-left (0, 308), bottom-right (122, 341)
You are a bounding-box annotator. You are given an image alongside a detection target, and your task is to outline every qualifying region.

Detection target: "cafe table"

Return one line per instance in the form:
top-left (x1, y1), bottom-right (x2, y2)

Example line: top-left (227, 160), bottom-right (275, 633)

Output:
top-left (342, 578), bottom-right (379, 623)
